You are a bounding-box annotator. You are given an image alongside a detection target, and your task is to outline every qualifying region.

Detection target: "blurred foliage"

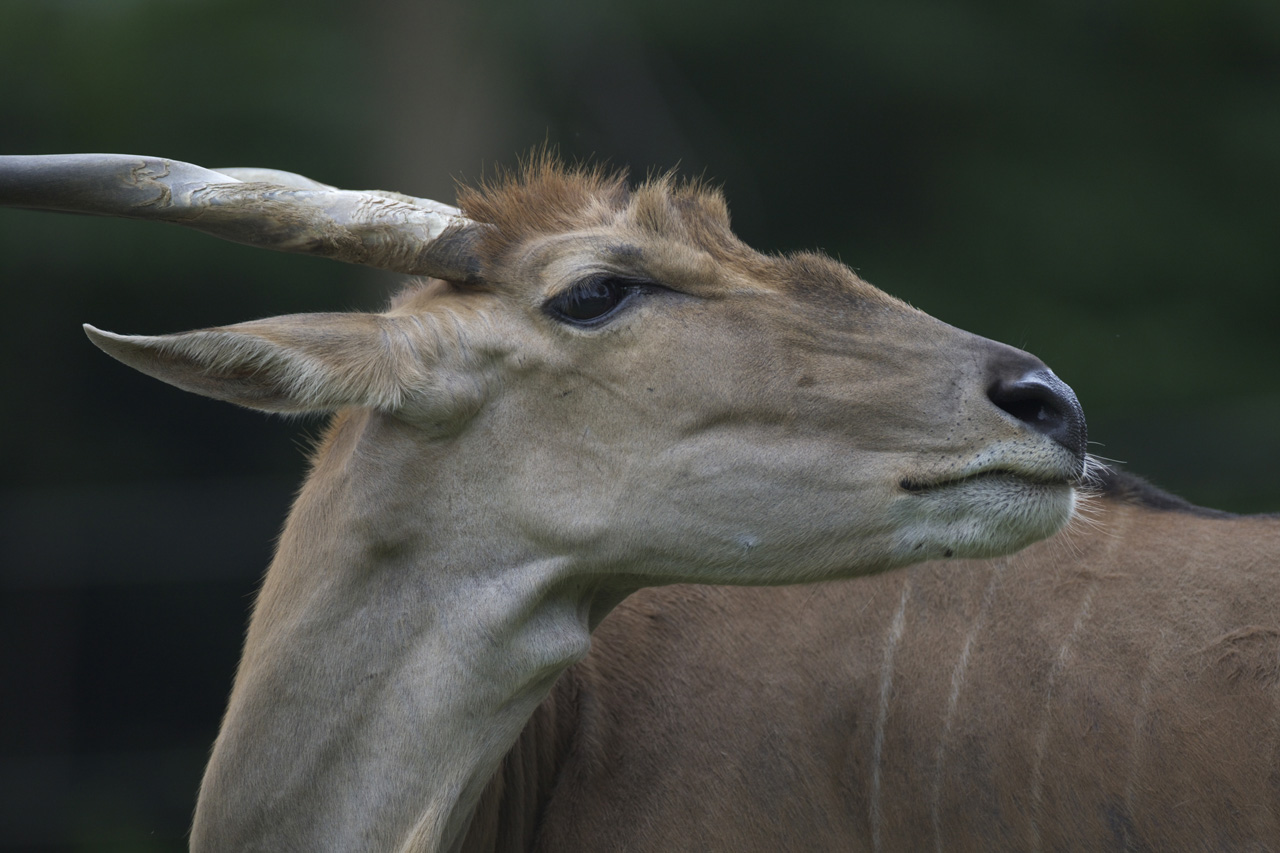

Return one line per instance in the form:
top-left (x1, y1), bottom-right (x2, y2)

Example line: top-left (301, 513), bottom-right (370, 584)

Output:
top-left (0, 0), bottom-right (1277, 848)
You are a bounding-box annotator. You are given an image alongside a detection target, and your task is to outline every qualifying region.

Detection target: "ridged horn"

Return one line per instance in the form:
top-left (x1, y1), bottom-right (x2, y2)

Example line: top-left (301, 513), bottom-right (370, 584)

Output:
top-left (0, 153), bottom-right (483, 283)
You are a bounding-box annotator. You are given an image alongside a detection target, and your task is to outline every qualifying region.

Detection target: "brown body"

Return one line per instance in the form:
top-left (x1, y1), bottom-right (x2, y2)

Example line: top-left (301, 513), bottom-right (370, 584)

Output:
top-left (469, 474), bottom-right (1280, 851)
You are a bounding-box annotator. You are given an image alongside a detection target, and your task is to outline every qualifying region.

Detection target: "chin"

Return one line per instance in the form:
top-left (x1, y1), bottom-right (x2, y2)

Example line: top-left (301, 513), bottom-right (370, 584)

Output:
top-left (890, 475), bottom-right (1077, 563)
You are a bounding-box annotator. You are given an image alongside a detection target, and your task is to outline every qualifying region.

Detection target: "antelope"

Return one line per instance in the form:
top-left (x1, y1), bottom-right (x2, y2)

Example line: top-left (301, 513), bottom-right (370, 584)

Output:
top-left (0, 152), bottom-right (1092, 852)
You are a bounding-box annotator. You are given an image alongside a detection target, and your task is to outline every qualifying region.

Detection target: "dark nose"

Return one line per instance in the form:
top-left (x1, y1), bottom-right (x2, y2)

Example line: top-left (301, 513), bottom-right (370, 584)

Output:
top-left (988, 368), bottom-right (1087, 461)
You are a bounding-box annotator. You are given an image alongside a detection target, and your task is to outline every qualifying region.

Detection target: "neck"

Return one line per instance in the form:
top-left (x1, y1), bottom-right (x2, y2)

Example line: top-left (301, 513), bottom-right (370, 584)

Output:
top-left (458, 667), bottom-right (584, 853)
top-left (190, 412), bottom-right (603, 853)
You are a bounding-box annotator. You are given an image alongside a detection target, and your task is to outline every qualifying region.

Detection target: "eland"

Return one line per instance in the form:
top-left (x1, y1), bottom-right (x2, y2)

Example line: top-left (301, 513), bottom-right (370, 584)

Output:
top-left (1, 152), bottom-right (1092, 851)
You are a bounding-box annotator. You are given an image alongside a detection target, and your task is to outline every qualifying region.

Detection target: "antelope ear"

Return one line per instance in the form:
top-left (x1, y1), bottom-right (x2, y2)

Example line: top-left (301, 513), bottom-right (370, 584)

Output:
top-left (84, 313), bottom-right (427, 413)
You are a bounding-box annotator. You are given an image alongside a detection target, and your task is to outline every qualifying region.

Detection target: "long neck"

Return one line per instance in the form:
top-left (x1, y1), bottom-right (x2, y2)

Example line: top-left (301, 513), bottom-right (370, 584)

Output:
top-left (190, 411), bottom-right (602, 853)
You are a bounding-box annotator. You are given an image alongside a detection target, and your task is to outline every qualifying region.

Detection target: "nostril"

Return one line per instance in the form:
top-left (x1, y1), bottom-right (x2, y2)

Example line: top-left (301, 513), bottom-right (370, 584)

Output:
top-left (988, 368), bottom-right (1087, 460)
top-left (993, 395), bottom-right (1053, 429)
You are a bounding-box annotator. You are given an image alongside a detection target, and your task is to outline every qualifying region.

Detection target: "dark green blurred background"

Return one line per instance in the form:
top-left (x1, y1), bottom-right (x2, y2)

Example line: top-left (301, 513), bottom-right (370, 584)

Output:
top-left (1, 0), bottom-right (1277, 849)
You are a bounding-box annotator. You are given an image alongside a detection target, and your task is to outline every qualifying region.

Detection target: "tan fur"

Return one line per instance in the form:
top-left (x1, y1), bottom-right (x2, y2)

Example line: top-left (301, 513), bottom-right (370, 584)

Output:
top-left (473, 486), bottom-right (1279, 852)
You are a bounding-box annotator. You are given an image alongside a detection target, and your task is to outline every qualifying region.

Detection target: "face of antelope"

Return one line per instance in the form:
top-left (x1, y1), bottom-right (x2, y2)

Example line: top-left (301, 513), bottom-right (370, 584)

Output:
top-left (85, 167), bottom-right (1086, 588)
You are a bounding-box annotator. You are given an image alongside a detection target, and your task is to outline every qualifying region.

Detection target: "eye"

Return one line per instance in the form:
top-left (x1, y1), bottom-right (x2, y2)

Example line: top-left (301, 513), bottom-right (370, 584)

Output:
top-left (546, 276), bottom-right (640, 326)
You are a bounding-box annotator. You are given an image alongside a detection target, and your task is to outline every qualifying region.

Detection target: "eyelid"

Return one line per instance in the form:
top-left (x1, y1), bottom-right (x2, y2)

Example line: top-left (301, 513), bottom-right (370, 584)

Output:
top-left (544, 272), bottom-right (655, 303)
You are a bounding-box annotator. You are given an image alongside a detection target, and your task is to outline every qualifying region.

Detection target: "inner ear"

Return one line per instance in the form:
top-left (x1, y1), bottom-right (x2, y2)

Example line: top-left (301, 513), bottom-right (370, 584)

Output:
top-left (84, 312), bottom-right (431, 414)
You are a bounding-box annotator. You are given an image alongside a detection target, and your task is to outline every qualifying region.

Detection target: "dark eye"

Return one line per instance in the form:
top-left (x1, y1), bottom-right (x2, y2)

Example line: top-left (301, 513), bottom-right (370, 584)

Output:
top-left (546, 276), bottom-right (637, 326)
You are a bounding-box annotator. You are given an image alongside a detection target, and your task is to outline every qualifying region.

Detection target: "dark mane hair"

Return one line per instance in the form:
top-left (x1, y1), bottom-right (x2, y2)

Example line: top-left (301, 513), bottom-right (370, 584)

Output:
top-left (1095, 466), bottom-right (1240, 519)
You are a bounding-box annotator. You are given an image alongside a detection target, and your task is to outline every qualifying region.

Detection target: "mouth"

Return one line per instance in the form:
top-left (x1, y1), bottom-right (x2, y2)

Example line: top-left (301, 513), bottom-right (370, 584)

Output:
top-left (889, 464), bottom-right (1080, 563)
top-left (898, 468), bottom-right (1073, 494)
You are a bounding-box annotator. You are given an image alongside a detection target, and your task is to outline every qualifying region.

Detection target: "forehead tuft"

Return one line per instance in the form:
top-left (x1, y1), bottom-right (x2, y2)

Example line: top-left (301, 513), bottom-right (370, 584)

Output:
top-left (456, 152), bottom-right (630, 244)
top-left (455, 153), bottom-right (740, 268)
top-left (449, 155), bottom-right (897, 306)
